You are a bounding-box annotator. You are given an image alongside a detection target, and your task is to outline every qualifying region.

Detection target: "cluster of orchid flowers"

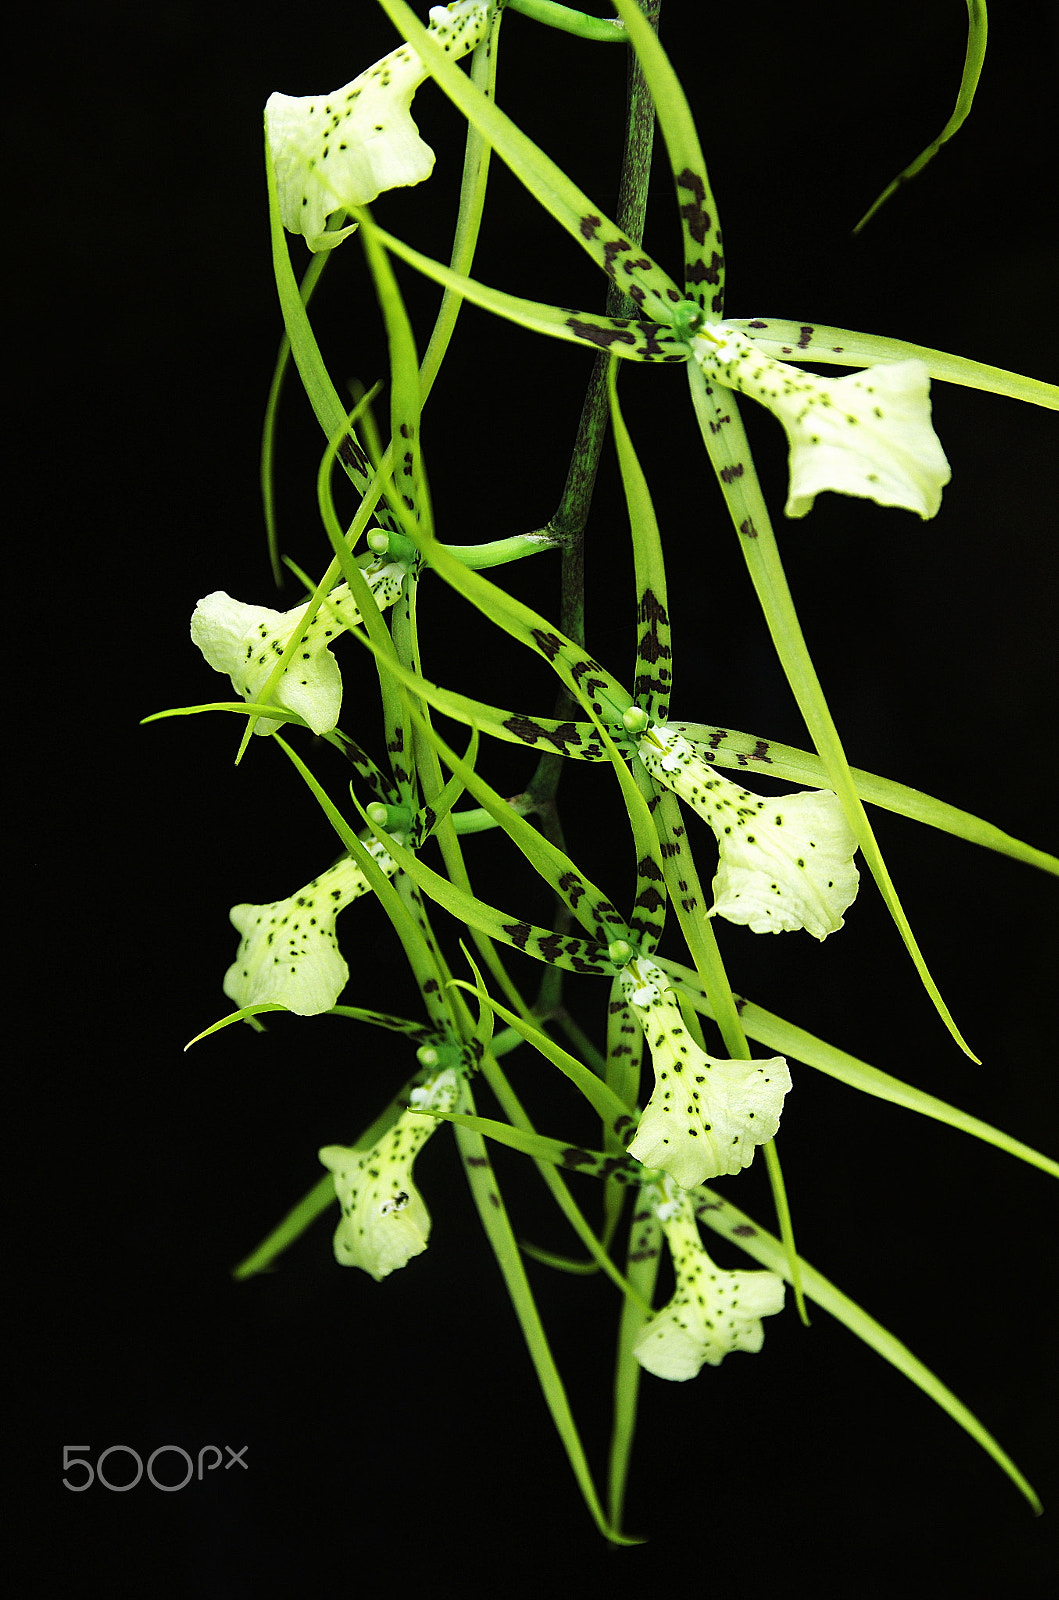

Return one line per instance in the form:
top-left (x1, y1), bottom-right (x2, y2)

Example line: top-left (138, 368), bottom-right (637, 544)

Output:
top-left (165, 0), bottom-right (1055, 1538)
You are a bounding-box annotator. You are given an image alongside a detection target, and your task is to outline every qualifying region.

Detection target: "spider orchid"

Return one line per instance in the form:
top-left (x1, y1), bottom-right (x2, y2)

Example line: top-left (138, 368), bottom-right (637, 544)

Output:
top-left (224, 838), bottom-right (398, 1016)
top-left (190, 561), bottom-right (404, 736)
top-left (342, 0), bottom-right (958, 531)
top-left (265, 0), bottom-right (492, 250)
top-left (621, 958), bottom-right (791, 1189)
top-left (159, 0), bottom-right (1059, 1538)
top-left (634, 1176), bottom-right (786, 1380)
top-left (319, 1066), bottom-right (461, 1279)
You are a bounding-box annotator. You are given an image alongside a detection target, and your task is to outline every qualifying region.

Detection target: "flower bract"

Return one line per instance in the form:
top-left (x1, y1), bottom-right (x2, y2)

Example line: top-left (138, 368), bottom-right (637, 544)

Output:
top-left (634, 1178), bottom-right (786, 1380)
top-left (637, 724), bottom-right (860, 939)
top-left (693, 322), bottom-right (951, 519)
top-left (190, 563), bottom-right (403, 735)
top-left (224, 840), bottom-right (398, 1016)
top-left (319, 1067), bottom-right (461, 1279)
top-left (265, 1), bottom-right (491, 250)
top-left (621, 959), bottom-right (791, 1189)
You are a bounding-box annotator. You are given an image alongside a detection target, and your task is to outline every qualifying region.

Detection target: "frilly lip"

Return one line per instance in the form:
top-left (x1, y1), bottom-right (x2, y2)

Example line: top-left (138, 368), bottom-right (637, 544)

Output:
top-left (620, 959), bottom-right (791, 1189)
top-left (190, 568), bottom-right (402, 736)
top-left (693, 323), bottom-right (951, 520)
top-left (633, 1190), bottom-right (786, 1379)
top-left (222, 844), bottom-right (396, 1016)
top-left (319, 1069), bottom-right (460, 1279)
top-left (638, 726), bottom-right (860, 940)
top-left (265, 0), bottom-right (491, 250)
top-left (190, 589), bottom-right (345, 736)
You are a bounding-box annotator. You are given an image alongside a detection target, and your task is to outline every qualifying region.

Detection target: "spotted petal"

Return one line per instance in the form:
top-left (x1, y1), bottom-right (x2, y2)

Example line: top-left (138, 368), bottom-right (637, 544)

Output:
top-left (223, 841), bottom-right (397, 1016)
top-left (638, 725), bottom-right (860, 939)
top-left (621, 960), bottom-right (791, 1189)
top-left (265, 1), bottom-right (491, 250)
top-left (693, 322), bottom-right (951, 519)
top-left (634, 1180), bottom-right (785, 1380)
top-left (319, 1068), bottom-right (460, 1279)
top-left (191, 565), bottom-right (403, 735)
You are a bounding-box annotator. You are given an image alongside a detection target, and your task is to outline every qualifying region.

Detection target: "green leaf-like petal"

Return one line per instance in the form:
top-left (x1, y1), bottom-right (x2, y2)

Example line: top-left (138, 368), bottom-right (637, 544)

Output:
top-left (729, 319), bottom-right (1058, 411)
top-left (693, 1184), bottom-right (1042, 1513)
top-left (852, 0), bottom-right (989, 234)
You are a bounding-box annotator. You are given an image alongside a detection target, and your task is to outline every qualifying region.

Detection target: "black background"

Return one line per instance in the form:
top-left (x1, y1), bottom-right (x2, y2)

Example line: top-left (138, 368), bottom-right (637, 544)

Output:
top-left (17, 2), bottom-right (1058, 1595)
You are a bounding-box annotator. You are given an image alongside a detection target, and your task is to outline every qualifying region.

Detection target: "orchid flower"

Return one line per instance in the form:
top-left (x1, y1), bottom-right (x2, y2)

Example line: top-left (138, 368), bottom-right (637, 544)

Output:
top-left (190, 561), bottom-right (404, 735)
top-left (636, 723), bottom-right (860, 939)
top-left (691, 320), bottom-right (951, 519)
top-left (224, 838), bottom-right (398, 1016)
top-left (621, 958), bottom-right (792, 1190)
top-left (265, 0), bottom-right (492, 251)
top-left (634, 1176), bottom-right (786, 1381)
top-left (356, 0), bottom-right (963, 529)
top-left (319, 1066), bottom-right (461, 1279)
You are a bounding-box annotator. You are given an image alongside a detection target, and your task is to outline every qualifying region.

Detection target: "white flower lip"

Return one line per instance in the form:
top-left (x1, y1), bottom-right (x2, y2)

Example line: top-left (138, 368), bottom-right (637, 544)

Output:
top-left (634, 1183), bottom-right (785, 1380)
top-left (639, 725), bottom-right (860, 939)
top-left (223, 841), bottom-right (397, 1017)
top-left (319, 1068), bottom-right (460, 1279)
top-left (190, 565), bottom-right (403, 736)
top-left (621, 960), bottom-right (792, 1189)
top-left (694, 323), bottom-right (951, 520)
top-left (265, 1), bottom-right (491, 250)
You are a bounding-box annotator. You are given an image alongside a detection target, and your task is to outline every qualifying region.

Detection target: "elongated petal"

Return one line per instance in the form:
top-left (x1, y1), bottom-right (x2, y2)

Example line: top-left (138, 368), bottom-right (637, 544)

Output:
top-left (621, 960), bottom-right (791, 1188)
top-left (265, 1), bottom-right (490, 250)
top-left (190, 565), bottom-right (402, 735)
top-left (223, 841), bottom-right (397, 1015)
top-left (634, 1183), bottom-right (785, 1379)
top-left (638, 726), bottom-right (859, 939)
top-left (319, 1068), bottom-right (460, 1279)
top-left (693, 322), bottom-right (951, 518)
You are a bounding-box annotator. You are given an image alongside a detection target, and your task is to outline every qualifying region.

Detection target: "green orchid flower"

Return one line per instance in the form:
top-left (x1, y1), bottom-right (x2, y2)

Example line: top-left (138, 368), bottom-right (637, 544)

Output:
top-left (620, 957), bottom-right (792, 1189)
top-left (634, 722), bottom-right (861, 939)
top-left (690, 320), bottom-right (951, 520)
top-left (264, 0), bottom-right (493, 251)
top-left (224, 837), bottom-right (399, 1016)
top-left (356, 0), bottom-right (992, 533)
top-left (190, 561), bottom-right (404, 735)
top-left (634, 1175), bottom-right (786, 1380)
top-left (319, 1065), bottom-right (462, 1278)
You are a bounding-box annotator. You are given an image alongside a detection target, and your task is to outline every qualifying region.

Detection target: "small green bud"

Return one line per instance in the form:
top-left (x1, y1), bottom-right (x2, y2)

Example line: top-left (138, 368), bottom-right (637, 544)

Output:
top-left (669, 299), bottom-right (706, 343)
top-left (416, 1045), bottom-right (441, 1070)
top-left (366, 530), bottom-right (390, 554)
top-left (621, 706), bottom-right (650, 734)
top-left (608, 939), bottom-right (634, 967)
top-left (366, 802), bottom-right (414, 834)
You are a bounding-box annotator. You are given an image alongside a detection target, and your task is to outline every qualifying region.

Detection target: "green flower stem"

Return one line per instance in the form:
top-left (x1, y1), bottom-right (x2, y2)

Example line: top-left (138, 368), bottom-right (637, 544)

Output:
top-left (232, 1175), bottom-right (336, 1280)
top-left (417, 8), bottom-right (503, 401)
top-left (508, 0), bottom-right (629, 42)
top-left (531, 0), bottom-right (659, 812)
top-left (553, 1007), bottom-right (610, 1077)
top-left (609, 1204), bottom-right (661, 1535)
top-left (511, 0), bottom-right (659, 1017)
top-left (262, 244), bottom-right (332, 585)
top-left (440, 531), bottom-right (559, 568)
top-left (762, 1139), bottom-right (810, 1326)
top-left (450, 794), bottom-right (540, 833)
